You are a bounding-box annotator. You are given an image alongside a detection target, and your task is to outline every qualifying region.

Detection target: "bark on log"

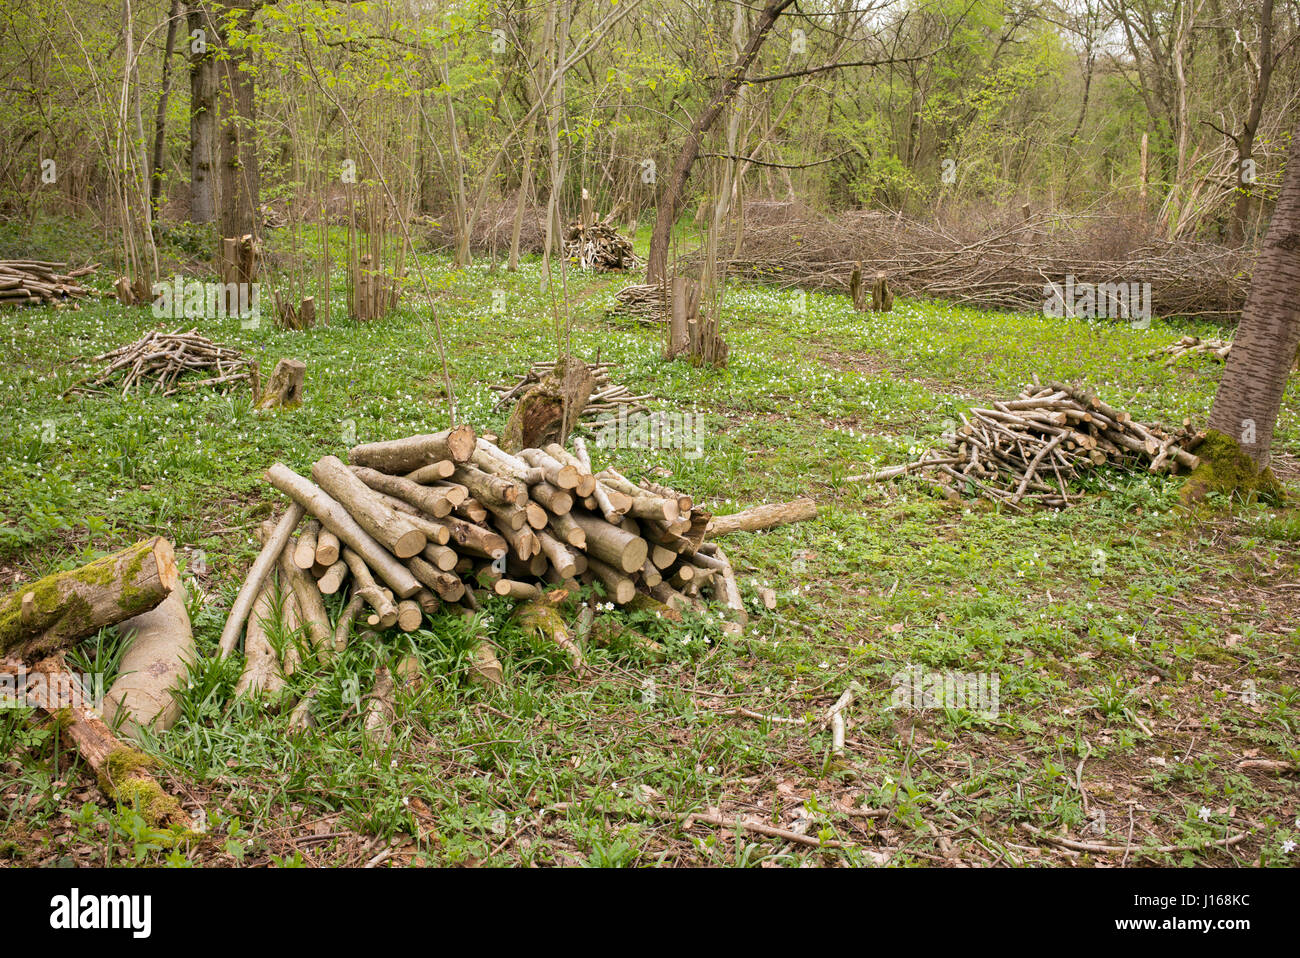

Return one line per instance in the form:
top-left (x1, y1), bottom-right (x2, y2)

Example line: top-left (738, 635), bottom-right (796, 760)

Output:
top-left (342, 548), bottom-right (399, 628)
top-left (332, 593), bottom-right (366, 654)
top-left (707, 498), bottom-right (817, 537)
top-left (363, 666), bottom-right (396, 745)
top-left (219, 505), bottom-right (305, 657)
top-left (408, 555), bottom-right (467, 602)
top-left (570, 512), bottom-right (648, 572)
top-left (265, 464), bottom-right (421, 598)
top-left (547, 511), bottom-right (587, 549)
top-left (279, 537), bottom-right (332, 660)
top-left (348, 425), bottom-right (477, 473)
top-left (513, 599), bottom-right (584, 672)
top-left (234, 580), bottom-right (286, 697)
top-left (352, 465), bottom-right (455, 518)
top-left (315, 528), bottom-right (340, 566)
top-left (529, 481), bottom-right (573, 515)
top-left (405, 460), bottom-right (456, 483)
top-left (1, 537), bottom-right (179, 662)
top-left (293, 520), bottom-right (320, 569)
top-left (585, 556), bottom-right (636, 604)
top-left (317, 559), bottom-right (349, 595)
top-left (311, 456), bottom-right (427, 559)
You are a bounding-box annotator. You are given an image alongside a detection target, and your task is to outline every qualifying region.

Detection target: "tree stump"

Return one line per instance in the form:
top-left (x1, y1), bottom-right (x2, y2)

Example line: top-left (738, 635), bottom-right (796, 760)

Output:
top-left (871, 272), bottom-right (894, 312)
top-left (850, 262), bottom-right (867, 312)
top-left (220, 233), bottom-right (259, 287)
top-left (253, 358), bottom-right (305, 410)
top-left (502, 354), bottom-right (594, 452)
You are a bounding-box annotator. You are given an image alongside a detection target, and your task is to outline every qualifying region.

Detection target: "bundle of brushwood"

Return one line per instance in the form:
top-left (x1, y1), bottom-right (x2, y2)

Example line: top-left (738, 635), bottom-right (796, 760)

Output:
top-left (492, 360), bottom-right (650, 419)
top-left (224, 425), bottom-right (806, 692)
top-left (851, 380), bottom-right (1204, 509)
top-left (611, 283), bottom-right (667, 319)
top-left (0, 260), bottom-right (98, 307)
top-left (565, 219), bottom-right (638, 271)
top-left (1145, 336), bottom-right (1232, 365)
top-left (63, 328), bottom-right (257, 399)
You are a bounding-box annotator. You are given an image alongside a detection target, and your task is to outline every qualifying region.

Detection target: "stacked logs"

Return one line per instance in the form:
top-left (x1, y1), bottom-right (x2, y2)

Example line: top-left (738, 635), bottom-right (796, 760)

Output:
top-left (612, 283), bottom-right (667, 319)
top-left (492, 360), bottom-right (650, 419)
top-left (220, 425), bottom-right (750, 689)
top-left (1145, 336), bottom-right (1232, 365)
top-left (0, 260), bottom-right (97, 307)
top-left (851, 380), bottom-right (1204, 509)
top-left (564, 220), bottom-right (638, 271)
top-left (63, 328), bottom-right (257, 399)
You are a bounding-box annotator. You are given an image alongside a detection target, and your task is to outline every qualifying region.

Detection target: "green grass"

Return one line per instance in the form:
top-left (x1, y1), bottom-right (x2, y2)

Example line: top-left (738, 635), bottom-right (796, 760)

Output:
top-left (1, 231), bottom-right (1297, 867)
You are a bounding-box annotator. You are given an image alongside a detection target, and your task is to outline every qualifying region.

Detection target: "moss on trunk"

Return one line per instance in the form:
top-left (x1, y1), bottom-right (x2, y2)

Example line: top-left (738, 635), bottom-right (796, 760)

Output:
top-left (1181, 430), bottom-right (1284, 504)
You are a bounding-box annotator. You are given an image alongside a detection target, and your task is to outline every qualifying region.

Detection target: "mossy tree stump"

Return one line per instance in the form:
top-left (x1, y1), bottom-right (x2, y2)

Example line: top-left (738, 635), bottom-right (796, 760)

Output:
top-left (254, 357), bottom-right (305, 410)
top-left (1181, 430), bottom-right (1284, 504)
top-left (502, 354), bottom-right (593, 452)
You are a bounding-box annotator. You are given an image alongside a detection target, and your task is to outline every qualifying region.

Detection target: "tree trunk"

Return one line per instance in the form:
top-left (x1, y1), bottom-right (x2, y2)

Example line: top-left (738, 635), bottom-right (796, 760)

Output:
top-left (149, 0), bottom-right (183, 218)
top-left (216, 0), bottom-right (258, 238)
top-left (1228, 0), bottom-right (1276, 246)
top-left (1197, 124), bottom-right (1300, 489)
top-left (644, 0), bottom-right (796, 285)
top-left (187, 2), bottom-right (218, 223)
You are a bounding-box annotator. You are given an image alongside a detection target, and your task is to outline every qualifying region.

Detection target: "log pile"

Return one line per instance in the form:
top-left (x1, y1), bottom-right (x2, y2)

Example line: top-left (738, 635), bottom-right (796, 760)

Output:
top-left (0, 260), bottom-right (98, 307)
top-left (223, 425), bottom-right (760, 691)
top-left (564, 219), bottom-right (638, 271)
top-left (1145, 336), bottom-right (1232, 365)
top-left (63, 328), bottom-right (257, 399)
top-left (850, 381), bottom-right (1204, 509)
top-left (492, 360), bottom-right (650, 420)
top-left (612, 283), bottom-right (667, 319)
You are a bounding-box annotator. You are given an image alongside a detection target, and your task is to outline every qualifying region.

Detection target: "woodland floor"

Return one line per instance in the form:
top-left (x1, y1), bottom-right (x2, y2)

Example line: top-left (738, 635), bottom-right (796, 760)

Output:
top-left (0, 222), bottom-right (1297, 867)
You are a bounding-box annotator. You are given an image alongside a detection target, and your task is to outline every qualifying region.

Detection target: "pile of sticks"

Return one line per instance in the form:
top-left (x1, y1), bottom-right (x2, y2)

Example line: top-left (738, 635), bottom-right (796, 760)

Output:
top-left (63, 328), bottom-right (257, 399)
top-left (492, 360), bottom-right (650, 419)
top-left (719, 204), bottom-right (1250, 319)
top-left (0, 260), bottom-right (98, 307)
top-left (1145, 336), bottom-right (1232, 365)
top-left (612, 283), bottom-right (667, 318)
top-left (565, 220), bottom-right (638, 271)
top-left (223, 425), bottom-right (791, 692)
top-left (851, 380), bottom-right (1204, 509)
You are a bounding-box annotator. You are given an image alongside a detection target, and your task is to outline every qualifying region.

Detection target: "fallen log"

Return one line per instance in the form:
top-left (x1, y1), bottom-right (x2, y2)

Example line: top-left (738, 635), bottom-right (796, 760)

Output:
top-left (348, 425), bottom-right (477, 473)
top-left (1, 537), bottom-right (179, 662)
top-left (102, 585), bottom-right (194, 736)
top-left (24, 656), bottom-right (191, 829)
top-left (707, 499), bottom-right (817, 537)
